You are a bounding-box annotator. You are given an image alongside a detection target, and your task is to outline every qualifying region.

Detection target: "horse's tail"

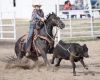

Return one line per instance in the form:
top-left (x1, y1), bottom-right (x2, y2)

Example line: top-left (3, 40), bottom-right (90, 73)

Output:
top-left (15, 34), bottom-right (27, 59)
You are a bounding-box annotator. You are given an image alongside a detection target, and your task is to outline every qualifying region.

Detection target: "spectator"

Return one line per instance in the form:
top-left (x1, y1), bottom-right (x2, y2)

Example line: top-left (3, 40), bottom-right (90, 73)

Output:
top-left (64, 0), bottom-right (72, 10)
top-left (75, 0), bottom-right (84, 10)
top-left (97, 3), bottom-right (100, 15)
top-left (85, 4), bottom-right (89, 9)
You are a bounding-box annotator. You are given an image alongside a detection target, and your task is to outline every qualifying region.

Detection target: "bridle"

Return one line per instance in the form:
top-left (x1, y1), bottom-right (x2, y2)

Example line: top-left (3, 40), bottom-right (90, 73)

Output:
top-left (44, 22), bottom-right (58, 41)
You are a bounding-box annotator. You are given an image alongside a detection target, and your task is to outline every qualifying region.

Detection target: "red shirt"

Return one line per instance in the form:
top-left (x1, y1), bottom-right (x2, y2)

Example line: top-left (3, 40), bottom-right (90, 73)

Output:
top-left (64, 2), bottom-right (72, 10)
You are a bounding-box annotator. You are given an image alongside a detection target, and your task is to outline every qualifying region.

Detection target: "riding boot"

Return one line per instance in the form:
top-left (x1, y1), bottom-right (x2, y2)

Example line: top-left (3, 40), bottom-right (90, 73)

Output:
top-left (26, 38), bottom-right (32, 53)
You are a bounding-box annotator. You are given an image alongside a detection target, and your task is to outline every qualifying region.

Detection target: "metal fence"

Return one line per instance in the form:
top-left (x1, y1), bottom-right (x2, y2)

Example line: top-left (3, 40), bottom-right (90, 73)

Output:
top-left (0, 11), bottom-right (16, 40)
top-left (57, 9), bottom-right (100, 41)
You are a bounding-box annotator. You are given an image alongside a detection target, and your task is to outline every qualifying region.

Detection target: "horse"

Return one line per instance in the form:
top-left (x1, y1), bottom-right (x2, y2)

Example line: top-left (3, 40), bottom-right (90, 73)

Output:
top-left (15, 12), bottom-right (65, 68)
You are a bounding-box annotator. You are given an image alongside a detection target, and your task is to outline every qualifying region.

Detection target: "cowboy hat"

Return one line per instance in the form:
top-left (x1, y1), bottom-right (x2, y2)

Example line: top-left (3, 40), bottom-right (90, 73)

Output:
top-left (32, 1), bottom-right (41, 7)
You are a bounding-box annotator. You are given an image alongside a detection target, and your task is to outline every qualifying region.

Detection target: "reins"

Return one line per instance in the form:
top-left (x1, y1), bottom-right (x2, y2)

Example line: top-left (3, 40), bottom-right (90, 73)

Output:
top-left (43, 22), bottom-right (79, 57)
top-left (44, 22), bottom-right (57, 41)
top-left (58, 43), bottom-right (79, 58)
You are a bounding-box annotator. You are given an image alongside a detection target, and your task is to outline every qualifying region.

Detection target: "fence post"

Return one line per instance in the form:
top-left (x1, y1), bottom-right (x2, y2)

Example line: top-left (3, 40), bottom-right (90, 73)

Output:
top-left (88, 0), bottom-right (94, 37)
top-left (13, 8), bottom-right (16, 40)
top-left (69, 11), bottom-right (72, 38)
top-left (90, 10), bottom-right (94, 37)
top-left (0, 12), bottom-right (1, 39)
top-left (57, 0), bottom-right (60, 42)
top-left (0, 12), bottom-right (3, 39)
top-left (58, 29), bottom-right (60, 42)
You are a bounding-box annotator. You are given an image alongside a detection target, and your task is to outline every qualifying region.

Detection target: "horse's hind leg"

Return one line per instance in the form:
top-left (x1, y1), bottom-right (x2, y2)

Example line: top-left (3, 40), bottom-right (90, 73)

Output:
top-left (34, 58), bottom-right (40, 72)
top-left (27, 53), bottom-right (40, 71)
top-left (17, 51), bottom-right (23, 60)
top-left (32, 56), bottom-right (40, 72)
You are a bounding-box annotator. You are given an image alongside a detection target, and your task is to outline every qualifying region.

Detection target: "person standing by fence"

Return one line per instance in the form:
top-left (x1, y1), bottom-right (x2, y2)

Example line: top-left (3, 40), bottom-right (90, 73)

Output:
top-left (63, 0), bottom-right (72, 19)
top-left (64, 0), bottom-right (72, 10)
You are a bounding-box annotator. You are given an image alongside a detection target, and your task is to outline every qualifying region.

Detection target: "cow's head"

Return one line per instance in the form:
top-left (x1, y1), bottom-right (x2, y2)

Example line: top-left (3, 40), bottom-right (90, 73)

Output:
top-left (82, 44), bottom-right (89, 58)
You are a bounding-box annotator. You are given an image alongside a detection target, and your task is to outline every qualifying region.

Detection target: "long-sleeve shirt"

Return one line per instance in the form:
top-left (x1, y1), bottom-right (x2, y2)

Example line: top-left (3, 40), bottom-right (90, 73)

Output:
top-left (31, 9), bottom-right (44, 23)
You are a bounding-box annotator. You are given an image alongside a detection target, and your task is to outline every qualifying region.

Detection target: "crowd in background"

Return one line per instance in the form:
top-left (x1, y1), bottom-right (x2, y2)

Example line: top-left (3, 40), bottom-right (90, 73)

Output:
top-left (63, 0), bottom-right (100, 10)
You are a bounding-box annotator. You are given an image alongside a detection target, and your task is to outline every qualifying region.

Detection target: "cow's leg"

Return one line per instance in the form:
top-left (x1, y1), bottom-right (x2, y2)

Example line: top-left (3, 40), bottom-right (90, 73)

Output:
top-left (52, 58), bottom-right (61, 72)
top-left (71, 61), bottom-right (76, 76)
top-left (80, 59), bottom-right (95, 76)
top-left (80, 59), bottom-right (93, 75)
top-left (80, 59), bottom-right (88, 70)
top-left (70, 55), bottom-right (76, 76)
top-left (70, 56), bottom-right (76, 76)
top-left (55, 58), bottom-right (62, 67)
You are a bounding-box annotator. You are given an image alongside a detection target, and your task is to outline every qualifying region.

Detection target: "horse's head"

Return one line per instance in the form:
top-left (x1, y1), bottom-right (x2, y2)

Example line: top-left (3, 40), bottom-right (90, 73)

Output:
top-left (46, 12), bottom-right (65, 29)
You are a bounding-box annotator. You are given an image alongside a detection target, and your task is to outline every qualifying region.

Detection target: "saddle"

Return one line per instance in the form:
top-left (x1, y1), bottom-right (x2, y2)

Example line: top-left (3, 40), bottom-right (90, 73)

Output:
top-left (33, 29), bottom-right (52, 47)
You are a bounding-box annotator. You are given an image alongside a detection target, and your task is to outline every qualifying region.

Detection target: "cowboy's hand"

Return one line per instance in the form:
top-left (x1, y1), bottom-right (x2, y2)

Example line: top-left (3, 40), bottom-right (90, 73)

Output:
top-left (41, 18), bottom-right (45, 22)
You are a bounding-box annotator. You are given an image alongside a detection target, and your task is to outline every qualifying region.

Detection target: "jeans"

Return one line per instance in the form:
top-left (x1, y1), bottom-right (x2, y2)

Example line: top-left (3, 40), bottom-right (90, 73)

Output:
top-left (26, 22), bottom-right (36, 52)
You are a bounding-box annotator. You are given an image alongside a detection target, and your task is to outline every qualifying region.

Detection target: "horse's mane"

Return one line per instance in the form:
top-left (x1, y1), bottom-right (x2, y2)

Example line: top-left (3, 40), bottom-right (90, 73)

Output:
top-left (40, 13), bottom-right (55, 36)
top-left (45, 13), bottom-right (51, 21)
top-left (45, 12), bottom-right (56, 21)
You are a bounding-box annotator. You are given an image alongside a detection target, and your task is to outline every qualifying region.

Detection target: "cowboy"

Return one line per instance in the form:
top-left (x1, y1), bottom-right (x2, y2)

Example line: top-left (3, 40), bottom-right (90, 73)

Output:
top-left (26, 2), bottom-right (45, 53)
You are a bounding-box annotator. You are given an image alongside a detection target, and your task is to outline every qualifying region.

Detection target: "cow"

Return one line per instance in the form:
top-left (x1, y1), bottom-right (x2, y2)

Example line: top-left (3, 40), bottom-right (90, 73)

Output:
top-left (51, 40), bottom-right (89, 76)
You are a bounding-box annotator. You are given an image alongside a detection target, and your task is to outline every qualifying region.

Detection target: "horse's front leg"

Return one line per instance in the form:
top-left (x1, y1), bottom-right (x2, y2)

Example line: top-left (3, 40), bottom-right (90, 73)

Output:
top-left (36, 41), bottom-right (51, 70)
top-left (41, 51), bottom-right (50, 68)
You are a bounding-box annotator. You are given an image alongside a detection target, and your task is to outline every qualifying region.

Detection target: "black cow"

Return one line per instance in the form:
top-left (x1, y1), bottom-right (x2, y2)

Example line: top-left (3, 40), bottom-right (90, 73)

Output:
top-left (51, 40), bottom-right (89, 76)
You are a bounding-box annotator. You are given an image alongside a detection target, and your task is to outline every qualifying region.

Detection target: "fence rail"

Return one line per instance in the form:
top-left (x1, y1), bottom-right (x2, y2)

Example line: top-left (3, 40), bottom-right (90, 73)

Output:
top-left (57, 9), bottom-right (100, 41)
top-left (0, 11), bottom-right (16, 40)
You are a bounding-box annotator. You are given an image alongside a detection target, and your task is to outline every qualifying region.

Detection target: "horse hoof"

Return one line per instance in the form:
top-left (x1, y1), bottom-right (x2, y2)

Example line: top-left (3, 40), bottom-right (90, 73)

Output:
top-left (73, 73), bottom-right (76, 76)
top-left (85, 67), bottom-right (88, 70)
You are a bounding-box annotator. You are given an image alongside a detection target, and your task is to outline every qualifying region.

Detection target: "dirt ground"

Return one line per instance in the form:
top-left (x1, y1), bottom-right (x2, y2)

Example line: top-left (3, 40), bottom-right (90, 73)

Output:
top-left (0, 26), bottom-right (100, 80)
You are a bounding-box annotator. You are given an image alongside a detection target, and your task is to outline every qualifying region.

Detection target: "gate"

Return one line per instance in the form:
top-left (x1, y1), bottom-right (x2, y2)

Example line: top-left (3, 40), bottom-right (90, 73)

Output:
top-left (0, 11), bottom-right (16, 40)
top-left (57, 9), bottom-right (100, 41)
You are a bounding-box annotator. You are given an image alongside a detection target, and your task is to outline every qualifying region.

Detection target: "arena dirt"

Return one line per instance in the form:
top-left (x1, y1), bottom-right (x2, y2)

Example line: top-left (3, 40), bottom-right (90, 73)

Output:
top-left (0, 26), bottom-right (100, 80)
